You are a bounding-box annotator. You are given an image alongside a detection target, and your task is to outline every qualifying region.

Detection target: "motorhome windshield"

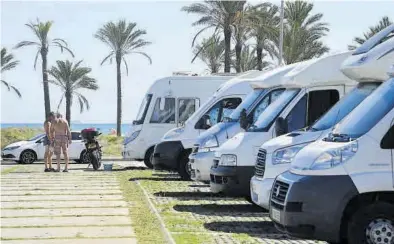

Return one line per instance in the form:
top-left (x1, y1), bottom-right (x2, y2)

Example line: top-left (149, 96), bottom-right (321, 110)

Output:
top-left (134, 94), bottom-right (153, 125)
top-left (310, 83), bottom-right (380, 132)
top-left (248, 89), bottom-right (300, 132)
top-left (184, 95), bottom-right (216, 125)
top-left (332, 78), bottom-right (394, 139)
top-left (226, 89), bottom-right (265, 122)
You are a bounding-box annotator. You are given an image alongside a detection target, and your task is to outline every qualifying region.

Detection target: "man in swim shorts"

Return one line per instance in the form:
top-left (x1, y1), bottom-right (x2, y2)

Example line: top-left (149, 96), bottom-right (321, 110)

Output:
top-left (50, 113), bottom-right (72, 172)
top-left (44, 112), bottom-right (56, 172)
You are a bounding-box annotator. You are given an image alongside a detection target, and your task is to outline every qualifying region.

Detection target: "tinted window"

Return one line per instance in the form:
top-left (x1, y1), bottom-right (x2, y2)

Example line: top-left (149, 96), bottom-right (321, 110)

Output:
top-left (286, 95), bottom-right (307, 132)
top-left (222, 98), bottom-right (242, 120)
top-left (307, 90), bottom-right (340, 125)
top-left (71, 132), bottom-right (81, 140)
top-left (150, 98), bottom-right (176, 124)
top-left (178, 98), bottom-right (197, 124)
top-left (381, 124), bottom-right (394, 149)
top-left (334, 78), bottom-right (394, 139)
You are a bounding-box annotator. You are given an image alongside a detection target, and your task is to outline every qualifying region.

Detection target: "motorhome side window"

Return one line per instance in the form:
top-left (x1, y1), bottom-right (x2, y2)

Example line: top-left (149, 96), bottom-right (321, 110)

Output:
top-left (381, 124), bottom-right (394, 149)
top-left (150, 97), bottom-right (176, 124)
top-left (196, 97), bottom-right (242, 129)
top-left (286, 89), bottom-right (339, 132)
top-left (178, 98), bottom-right (198, 124)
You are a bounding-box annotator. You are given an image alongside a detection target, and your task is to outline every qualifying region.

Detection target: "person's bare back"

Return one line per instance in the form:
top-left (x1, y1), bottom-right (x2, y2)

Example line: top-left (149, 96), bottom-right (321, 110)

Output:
top-left (51, 117), bottom-right (71, 172)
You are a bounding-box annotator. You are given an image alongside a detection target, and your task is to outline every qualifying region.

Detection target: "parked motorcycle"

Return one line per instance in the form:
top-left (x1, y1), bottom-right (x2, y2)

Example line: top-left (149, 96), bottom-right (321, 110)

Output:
top-left (81, 128), bottom-right (102, 170)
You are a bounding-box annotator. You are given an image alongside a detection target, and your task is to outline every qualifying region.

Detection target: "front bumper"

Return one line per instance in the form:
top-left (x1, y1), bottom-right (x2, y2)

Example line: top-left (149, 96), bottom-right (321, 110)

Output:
top-left (210, 165), bottom-right (255, 197)
top-left (190, 150), bottom-right (215, 182)
top-left (250, 176), bottom-right (274, 210)
top-left (152, 141), bottom-right (183, 171)
top-left (122, 141), bottom-right (146, 160)
top-left (1, 151), bottom-right (16, 160)
top-left (270, 171), bottom-right (358, 243)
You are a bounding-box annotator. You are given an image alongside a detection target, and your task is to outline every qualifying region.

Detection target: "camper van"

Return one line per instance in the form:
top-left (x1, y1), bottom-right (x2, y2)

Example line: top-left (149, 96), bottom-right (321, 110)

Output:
top-left (250, 30), bottom-right (394, 209)
top-left (152, 71), bottom-right (265, 180)
top-left (270, 25), bottom-right (394, 244)
top-left (210, 52), bottom-right (357, 200)
top-left (122, 73), bottom-right (234, 168)
top-left (189, 64), bottom-right (302, 183)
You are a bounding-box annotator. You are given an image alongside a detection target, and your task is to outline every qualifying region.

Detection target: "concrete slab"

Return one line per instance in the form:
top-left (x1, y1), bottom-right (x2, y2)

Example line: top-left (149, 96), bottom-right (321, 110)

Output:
top-left (1, 186), bottom-right (120, 191)
top-left (1, 238), bottom-right (137, 244)
top-left (1, 208), bottom-right (129, 217)
top-left (1, 216), bottom-right (131, 227)
top-left (1, 183), bottom-right (119, 187)
top-left (1, 226), bottom-right (135, 239)
top-left (1, 200), bottom-right (127, 209)
top-left (1, 194), bottom-right (124, 201)
top-left (0, 190), bottom-right (122, 196)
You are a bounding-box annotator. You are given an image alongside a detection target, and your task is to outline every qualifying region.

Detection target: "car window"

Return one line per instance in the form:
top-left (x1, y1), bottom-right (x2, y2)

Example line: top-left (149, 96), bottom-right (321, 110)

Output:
top-left (71, 132), bottom-right (82, 141)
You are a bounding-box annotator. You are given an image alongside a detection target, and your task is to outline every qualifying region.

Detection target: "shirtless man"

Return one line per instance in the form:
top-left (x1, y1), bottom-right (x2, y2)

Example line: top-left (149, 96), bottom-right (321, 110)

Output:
top-left (51, 114), bottom-right (72, 172)
top-left (44, 112), bottom-right (56, 172)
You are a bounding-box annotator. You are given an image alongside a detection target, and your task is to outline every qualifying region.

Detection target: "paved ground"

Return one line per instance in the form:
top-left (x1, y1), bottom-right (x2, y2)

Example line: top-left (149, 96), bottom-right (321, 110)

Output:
top-left (1, 162), bottom-right (136, 244)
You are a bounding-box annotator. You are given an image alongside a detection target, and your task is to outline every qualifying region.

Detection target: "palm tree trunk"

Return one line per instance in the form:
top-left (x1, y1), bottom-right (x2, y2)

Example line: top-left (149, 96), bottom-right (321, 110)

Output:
top-left (256, 46), bottom-right (263, 71)
top-left (41, 49), bottom-right (51, 118)
top-left (65, 91), bottom-right (71, 125)
top-left (224, 26), bottom-right (232, 73)
top-left (235, 43), bottom-right (242, 73)
top-left (116, 53), bottom-right (122, 137)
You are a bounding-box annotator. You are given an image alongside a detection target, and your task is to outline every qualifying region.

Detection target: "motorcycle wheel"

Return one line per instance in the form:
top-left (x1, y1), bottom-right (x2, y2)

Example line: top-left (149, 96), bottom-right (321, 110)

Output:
top-left (91, 151), bottom-right (100, 170)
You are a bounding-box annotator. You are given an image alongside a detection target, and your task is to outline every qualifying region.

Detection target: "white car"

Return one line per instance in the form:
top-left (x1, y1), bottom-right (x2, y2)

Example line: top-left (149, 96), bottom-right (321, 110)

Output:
top-left (1, 131), bottom-right (89, 164)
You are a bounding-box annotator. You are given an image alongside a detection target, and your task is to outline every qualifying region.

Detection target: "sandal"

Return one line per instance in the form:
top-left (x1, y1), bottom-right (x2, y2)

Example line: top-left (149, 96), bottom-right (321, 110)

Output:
top-left (63, 169), bottom-right (68, 173)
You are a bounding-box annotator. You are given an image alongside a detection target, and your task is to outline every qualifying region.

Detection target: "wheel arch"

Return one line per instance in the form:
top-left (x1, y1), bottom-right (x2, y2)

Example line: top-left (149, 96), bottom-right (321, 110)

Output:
top-left (19, 149), bottom-right (37, 162)
top-left (340, 191), bottom-right (394, 241)
top-left (144, 145), bottom-right (156, 160)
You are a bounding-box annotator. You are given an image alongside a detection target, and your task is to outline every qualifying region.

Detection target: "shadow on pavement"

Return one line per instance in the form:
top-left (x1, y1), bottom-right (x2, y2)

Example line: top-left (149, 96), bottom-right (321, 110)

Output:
top-left (129, 177), bottom-right (183, 182)
top-left (153, 191), bottom-right (235, 201)
top-left (188, 184), bottom-right (210, 188)
top-left (173, 203), bottom-right (268, 216)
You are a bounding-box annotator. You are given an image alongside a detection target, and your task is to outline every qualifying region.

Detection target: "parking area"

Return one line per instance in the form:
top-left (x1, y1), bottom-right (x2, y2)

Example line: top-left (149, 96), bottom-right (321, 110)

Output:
top-left (0, 161), bottom-right (327, 244)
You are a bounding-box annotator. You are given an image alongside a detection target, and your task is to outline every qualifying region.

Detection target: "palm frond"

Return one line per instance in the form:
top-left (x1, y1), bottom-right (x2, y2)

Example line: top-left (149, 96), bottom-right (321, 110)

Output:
top-left (129, 51), bottom-right (152, 64)
top-left (1, 79), bottom-right (21, 98)
top-left (1, 48), bottom-right (20, 73)
top-left (14, 41), bottom-right (40, 49)
top-left (57, 93), bottom-right (65, 111)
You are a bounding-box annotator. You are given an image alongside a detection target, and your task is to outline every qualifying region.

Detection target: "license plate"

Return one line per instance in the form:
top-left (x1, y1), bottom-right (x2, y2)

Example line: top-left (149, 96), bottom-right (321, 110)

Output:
top-left (271, 208), bottom-right (281, 222)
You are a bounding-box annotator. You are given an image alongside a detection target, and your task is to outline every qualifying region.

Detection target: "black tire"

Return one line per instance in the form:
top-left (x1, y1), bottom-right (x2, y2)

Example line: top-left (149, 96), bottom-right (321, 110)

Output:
top-left (80, 150), bottom-right (91, 164)
top-left (347, 202), bottom-right (394, 244)
top-left (74, 160), bottom-right (81, 163)
top-left (144, 147), bottom-right (154, 169)
top-left (20, 150), bottom-right (36, 164)
top-left (178, 152), bottom-right (191, 181)
top-left (90, 151), bottom-right (100, 170)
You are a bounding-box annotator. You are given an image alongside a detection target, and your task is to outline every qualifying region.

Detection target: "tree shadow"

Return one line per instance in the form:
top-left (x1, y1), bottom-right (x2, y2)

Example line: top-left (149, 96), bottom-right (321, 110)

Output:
top-left (173, 203), bottom-right (268, 216)
top-left (188, 184), bottom-right (210, 188)
top-left (153, 191), bottom-right (236, 201)
top-left (152, 173), bottom-right (179, 177)
top-left (129, 177), bottom-right (183, 182)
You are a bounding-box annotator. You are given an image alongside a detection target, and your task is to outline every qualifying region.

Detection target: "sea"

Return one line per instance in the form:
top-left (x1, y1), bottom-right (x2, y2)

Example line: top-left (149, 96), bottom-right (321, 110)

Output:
top-left (1, 123), bottom-right (133, 135)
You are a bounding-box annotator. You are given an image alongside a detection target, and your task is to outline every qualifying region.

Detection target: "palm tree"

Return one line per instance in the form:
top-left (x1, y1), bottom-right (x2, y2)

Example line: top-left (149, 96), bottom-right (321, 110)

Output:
top-left (247, 3), bottom-right (279, 70)
top-left (182, 1), bottom-right (246, 73)
top-left (233, 5), bottom-right (251, 73)
top-left (1, 48), bottom-right (21, 98)
top-left (231, 45), bottom-right (271, 72)
top-left (193, 35), bottom-right (225, 73)
top-left (348, 16), bottom-right (393, 50)
top-left (14, 19), bottom-right (74, 118)
top-left (281, 1), bottom-right (330, 64)
top-left (94, 20), bottom-right (152, 136)
top-left (48, 60), bottom-right (98, 125)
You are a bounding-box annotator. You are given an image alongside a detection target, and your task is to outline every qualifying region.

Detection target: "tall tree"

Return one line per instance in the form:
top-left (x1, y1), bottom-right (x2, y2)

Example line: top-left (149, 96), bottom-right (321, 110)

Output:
top-left (231, 45), bottom-right (271, 72)
top-left (281, 1), bottom-right (330, 64)
top-left (193, 35), bottom-right (225, 73)
top-left (1, 47), bottom-right (21, 98)
top-left (348, 16), bottom-right (393, 50)
top-left (48, 60), bottom-right (98, 125)
top-left (182, 1), bottom-right (246, 73)
top-left (95, 20), bottom-right (152, 136)
top-left (232, 5), bottom-right (251, 73)
top-left (248, 3), bottom-right (279, 70)
top-left (14, 20), bottom-right (74, 118)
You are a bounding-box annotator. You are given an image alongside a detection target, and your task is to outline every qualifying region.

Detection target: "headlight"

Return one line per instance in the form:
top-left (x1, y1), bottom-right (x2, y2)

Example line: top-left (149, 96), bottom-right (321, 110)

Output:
top-left (273, 143), bottom-right (309, 165)
top-left (310, 141), bottom-right (358, 170)
top-left (219, 154), bottom-right (237, 166)
top-left (201, 135), bottom-right (219, 149)
top-left (4, 146), bottom-right (20, 151)
top-left (163, 127), bottom-right (184, 140)
top-left (123, 130), bottom-right (140, 145)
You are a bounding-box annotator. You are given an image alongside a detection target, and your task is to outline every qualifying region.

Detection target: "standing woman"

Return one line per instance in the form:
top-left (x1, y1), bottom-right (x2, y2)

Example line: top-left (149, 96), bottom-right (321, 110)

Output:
top-left (44, 112), bottom-right (56, 172)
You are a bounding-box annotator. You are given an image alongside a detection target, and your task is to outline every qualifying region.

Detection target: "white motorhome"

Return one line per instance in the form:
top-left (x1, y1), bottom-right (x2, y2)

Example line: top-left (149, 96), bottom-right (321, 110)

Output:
top-left (250, 30), bottom-right (394, 209)
top-left (122, 73), bottom-right (234, 168)
top-left (152, 71), bottom-right (265, 180)
top-left (270, 25), bottom-right (394, 244)
top-left (210, 52), bottom-right (357, 200)
top-left (189, 64), bottom-right (302, 183)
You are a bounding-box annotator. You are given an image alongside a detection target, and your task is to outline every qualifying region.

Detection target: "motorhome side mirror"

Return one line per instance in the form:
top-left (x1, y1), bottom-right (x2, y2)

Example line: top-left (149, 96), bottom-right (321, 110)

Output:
top-left (239, 109), bottom-right (248, 130)
top-left (196, 115), bottom-right (210, 130)
top-left (159, 97), bottom-right (165, 110)
top-left (275, 117), bottom-right (288, 136)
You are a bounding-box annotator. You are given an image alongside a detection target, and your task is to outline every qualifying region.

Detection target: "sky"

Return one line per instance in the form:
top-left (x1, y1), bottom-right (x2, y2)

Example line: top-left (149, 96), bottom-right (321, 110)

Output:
top-left (1, 0), bottom-right (394, 123)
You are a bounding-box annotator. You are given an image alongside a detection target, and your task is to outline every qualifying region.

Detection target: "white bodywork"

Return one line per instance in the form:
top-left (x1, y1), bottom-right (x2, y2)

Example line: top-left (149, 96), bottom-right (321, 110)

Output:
top-left (213, 51), bottom-right (358, 194)
top-left (122, 74), bottom-right (235, 160)
top-left (190, 64), bottom-right (301, 182)
top-left (160, 71), bottom-right (267, 150)
top-left (1, 132), bottom-right (86, 162)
